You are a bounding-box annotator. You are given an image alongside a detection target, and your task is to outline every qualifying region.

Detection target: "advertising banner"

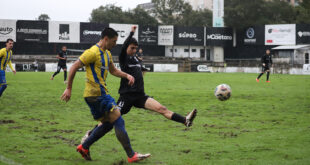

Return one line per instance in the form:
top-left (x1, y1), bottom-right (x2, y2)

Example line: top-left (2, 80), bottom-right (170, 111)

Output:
top-left (243, 26), bottom-right (264, 45)
top-left (205, 27), bottom-right (233, 46)
top-left (139, 26), bottom-right (158, 45)
top-left (213, 0), bottom-right (224, 27)
top-left (17, 20), bottom-right (48, 42)
top-left (80, 22), bottom-right (108, 43)
top-left (158, 25), bottom-right (174, 46)
top-left (265, 24), bottom-right (296, 45)
top-left (174, 26), bottom-right (204, 46)
top-left (109, 23), bottom-right (138, 45)
top-left (296, 24), bottom-right (310, 44)
top-left (0, 19), bottom-right (16, 42)
top-left (48, 21), bottom-right (80, 43)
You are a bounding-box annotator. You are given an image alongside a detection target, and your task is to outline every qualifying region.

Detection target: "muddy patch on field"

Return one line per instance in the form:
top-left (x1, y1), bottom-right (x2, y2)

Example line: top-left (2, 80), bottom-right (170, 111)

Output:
top-left (9, 126), bottom-right (23, 129)
top-left (112, 159), bottom-right (126, 165)
top-left (219, 131), bottom-right (238, 138)
top-left (49, 129), bottom-right (75, 133)
top-left (42, 135), bottom-right (78, 146)
top-left (0, 120), bottom-right (15, 124)
top-left (181, 149), bottom-right (191, 154)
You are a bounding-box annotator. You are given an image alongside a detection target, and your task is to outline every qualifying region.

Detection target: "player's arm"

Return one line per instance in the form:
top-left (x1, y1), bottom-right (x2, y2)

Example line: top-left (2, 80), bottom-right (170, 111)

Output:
top-left (109, 60), bottom-right (134, 86)
top-left (119, 26), bottom-right (137, 64)
top-left (56, 53), bottom-right (66, 60)
top-left (61, 60), bottom-right (83, 102)
top-left (261, 55), bottom-right (265, 66)
top-left (8, 60), bottom-right (16, 74)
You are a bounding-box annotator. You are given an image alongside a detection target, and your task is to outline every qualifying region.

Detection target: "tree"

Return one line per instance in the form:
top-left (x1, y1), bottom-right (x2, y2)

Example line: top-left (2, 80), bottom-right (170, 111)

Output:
top-left (224, 0), bottom-right (296, 29)
top-left (38, 14), bottom-right (50, 21)
top-left (151, 0), bottom-right (188, 24)
top-left (89, 5), bottom-right (129, 23)
top-left (126, 7), bottom-right (158, 25)
top-left (295, 0), bottom-right (310, 24)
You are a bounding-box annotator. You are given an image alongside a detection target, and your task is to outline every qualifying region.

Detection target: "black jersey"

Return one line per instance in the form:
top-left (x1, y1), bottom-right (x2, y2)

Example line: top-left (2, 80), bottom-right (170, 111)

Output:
top-left (58, 51), bottom-right (67, 65)
top-left (118, 32), bottom-right (144, 95)
top-left (261, 54), bottom-right (272, 66)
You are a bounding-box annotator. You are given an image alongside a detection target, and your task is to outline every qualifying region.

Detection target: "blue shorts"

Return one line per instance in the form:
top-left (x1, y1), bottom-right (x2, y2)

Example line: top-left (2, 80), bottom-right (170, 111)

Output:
top-left (84, 95), bottom-right (116, 120)
top-left (0, 70), bottom-right (6, 85)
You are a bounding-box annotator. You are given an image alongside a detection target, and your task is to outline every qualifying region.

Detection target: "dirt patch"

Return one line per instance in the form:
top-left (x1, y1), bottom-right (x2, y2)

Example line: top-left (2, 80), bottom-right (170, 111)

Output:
top-left (219, 131), bottom-right (238, 138)
top-left (49, 129), bottom-right (75, 133)
top-left (0, 120), bottom-right (15, 124)
top-left (9, 126), bottom-right (23, 129)
top-left (112, 160), bottom-right (126, 165)
top-left (42, 135), bottom-right (78, 146)
top-left (181, 149), bottom-right (191, 154)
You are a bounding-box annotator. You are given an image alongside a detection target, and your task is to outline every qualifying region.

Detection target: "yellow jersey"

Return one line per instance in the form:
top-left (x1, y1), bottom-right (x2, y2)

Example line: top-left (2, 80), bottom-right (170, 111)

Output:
top-left (79, 45), bottom-right (113, 97)
top-left (0, 48), bottom-right (14, 71)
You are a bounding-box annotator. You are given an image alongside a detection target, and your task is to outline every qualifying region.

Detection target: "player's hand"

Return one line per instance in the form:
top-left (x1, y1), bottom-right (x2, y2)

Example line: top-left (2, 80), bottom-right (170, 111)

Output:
top-left (61, 88), bottom-right (72, 102)
top-left (126, 74), bottom-right (135, 86)
top-left (262, 63), bottom-right (265, 67)
top-left (131, 26), bottom-right (137, 33)
top-left (13, 70), bottom-right (16, 75)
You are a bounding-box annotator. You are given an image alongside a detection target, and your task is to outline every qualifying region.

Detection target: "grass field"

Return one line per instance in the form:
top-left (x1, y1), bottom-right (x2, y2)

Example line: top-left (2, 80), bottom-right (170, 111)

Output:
top-left (0, 72), bottom-right (310, 165)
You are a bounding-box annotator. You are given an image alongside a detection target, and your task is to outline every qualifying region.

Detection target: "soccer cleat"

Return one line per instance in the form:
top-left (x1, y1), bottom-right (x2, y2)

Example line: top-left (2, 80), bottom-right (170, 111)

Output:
top-left (80, 130), bottom-right (92, 144)
top-left (50, 76), bottom-right (54, 80)
top-left (256, 78), bottom-right (259, 82)
top-left (76, 144), bottom-right (92, 161)
top-left (64, 80), bottom-right (68, 84)
top-left (266, 81), bottom-right (271, 83)
top-left (128, 152), bottom-right (151, 163)
top-left (185, 109), bottom-right (197, 127)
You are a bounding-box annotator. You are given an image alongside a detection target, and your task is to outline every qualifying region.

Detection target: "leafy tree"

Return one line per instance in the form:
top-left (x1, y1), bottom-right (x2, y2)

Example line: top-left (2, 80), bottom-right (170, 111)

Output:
top-left (295, 0), bottom-right (310, 24)
top-left (126, 7), bottom-right (158, 25)
top-left (37, 14), bottom-right (50, 21)
top-left (89, 5), bottom-right (129, 23)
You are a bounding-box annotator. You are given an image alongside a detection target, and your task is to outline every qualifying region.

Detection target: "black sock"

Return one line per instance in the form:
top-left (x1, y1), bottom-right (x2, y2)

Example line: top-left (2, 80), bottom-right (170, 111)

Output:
top-left (267, 72), bottom-right (270, 81)
top-left (64, 71), bottom-right (67, 81)
top-left (257, 73), bottom-right (264, 79)
top-left (171, 113), bottom-right (186, 124)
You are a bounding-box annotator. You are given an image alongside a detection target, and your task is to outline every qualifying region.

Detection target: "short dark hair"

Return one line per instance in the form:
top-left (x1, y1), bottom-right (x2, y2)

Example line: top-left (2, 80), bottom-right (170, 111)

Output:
top-left (129, 37), bottom-right (138, 46)
top-left (6, 38), bottom-right (14, 43)
top-left (101, 28), bottom-right (118, 39)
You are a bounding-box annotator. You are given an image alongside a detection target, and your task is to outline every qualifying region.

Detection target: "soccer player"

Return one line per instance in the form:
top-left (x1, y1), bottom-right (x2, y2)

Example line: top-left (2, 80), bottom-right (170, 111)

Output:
top-left (60, 28), bottom-right (150, 163)
top-left (256, 49), bottom-right (273, 83)
top-left (0, 39), bottom-right (16, 97)
top-left (82, 26), bottom-right (197, 144)
top-left (50, 46), bottom-right (68, 83)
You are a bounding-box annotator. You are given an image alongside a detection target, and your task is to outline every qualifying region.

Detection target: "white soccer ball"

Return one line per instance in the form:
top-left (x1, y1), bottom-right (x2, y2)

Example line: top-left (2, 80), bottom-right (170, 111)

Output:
top-left (214, 84), bottom-right (231, 101)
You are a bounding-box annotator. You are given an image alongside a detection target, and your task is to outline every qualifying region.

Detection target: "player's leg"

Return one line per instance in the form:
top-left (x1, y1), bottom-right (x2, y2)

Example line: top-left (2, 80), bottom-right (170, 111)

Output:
top-left (51, 65), bottom-right (61, 80)
top-left (63, 65), bottom-right (67, 82)
top-left (144, 97), bottom-right (197, 127)
top-left (257, 66), bottom-right (265, 81)
top-left (266, 70), bottom-right (270, 82)
top-left (0, 70), bottom-right (7, 97)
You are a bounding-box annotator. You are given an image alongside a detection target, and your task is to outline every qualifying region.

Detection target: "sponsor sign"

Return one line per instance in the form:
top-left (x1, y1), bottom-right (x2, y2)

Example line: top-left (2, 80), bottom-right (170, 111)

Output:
top-left (205, 27), bottom-right (233, 46)
top-left (265, 24), bottom-right (296, 45)
top-left (109, 23), bottom-right (138, 45)
top-left (16, 20), bottom-right (48, 42)
top-left (80, 22), bottom-right (108, 43)
top-left (213, 0), bottom-right (224, 27)
top-left (0, 19), bottom-right (16, 42)
top-left (158, 25), bottom-right (174, 46)
top-left (154, 64), bottom-right (178, 72)
top-left (48, 21), bottom-right (80, 43)
top-left (174, 26), bottom-right (204, 46)
top-left (139, 26), bottom-right (158, 45)
top-left (243, 26), bottom-right (265, 45)
top-left (296, 24), bottom-right (310, 44)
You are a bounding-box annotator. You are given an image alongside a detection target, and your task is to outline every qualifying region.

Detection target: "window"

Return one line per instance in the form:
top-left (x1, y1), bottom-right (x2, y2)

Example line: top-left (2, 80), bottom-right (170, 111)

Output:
top-left (192, 49), bottom-right (197, 52)
top-left (170, 49), bottom-right (173, 53)
top-left (175, 49), bottom-right (177, 52)
top-left (184, 49), bottom-right (189, 52)
top-left (306, 53), bottom-right (309, 64)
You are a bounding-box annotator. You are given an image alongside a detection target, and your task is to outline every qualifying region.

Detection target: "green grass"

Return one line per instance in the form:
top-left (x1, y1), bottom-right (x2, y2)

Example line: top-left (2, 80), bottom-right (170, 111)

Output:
top-left (0, 72), bottom-right (310, 165)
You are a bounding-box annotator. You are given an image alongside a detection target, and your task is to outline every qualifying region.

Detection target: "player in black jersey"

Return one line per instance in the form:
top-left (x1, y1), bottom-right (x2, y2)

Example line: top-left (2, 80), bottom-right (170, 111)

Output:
top-left (50, 46), bottom-right (68, 83)
top-left (256, 49), bottom-right (273, 83)
top-left (81, 26), bottom-right (197, 145)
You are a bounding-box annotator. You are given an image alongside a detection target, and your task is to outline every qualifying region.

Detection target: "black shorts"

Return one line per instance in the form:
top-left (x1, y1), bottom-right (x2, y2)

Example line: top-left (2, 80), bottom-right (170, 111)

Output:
top-left (117, 93), bottom-right (150, 115)
top-left (58, 64), bottom-right (67, 70)
top-left (261, 65), bottom-right (270, 72)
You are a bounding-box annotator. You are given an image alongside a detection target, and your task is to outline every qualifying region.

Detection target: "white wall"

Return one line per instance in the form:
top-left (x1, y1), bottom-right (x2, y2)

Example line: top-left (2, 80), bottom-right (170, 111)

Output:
top-left (165, 46), bottom-right (206, 58)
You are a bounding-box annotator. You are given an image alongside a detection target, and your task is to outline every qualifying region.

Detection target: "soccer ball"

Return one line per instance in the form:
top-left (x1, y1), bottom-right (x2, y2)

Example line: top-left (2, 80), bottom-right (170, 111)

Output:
top-left (214, 84), bottom-right (231, 101)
